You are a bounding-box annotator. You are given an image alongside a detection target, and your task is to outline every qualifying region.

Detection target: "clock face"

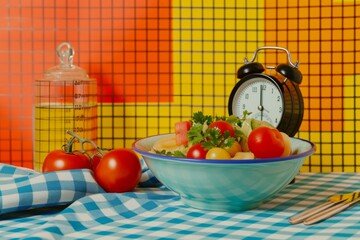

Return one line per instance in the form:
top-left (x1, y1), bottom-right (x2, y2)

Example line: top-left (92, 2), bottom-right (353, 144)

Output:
top-left (231, 76), bottom-right (284, 127)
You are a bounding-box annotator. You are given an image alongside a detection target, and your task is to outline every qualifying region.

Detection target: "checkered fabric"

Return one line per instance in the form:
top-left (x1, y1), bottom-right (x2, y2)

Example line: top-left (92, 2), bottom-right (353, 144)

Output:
top-left (0, 164), bottom-right (105, 214)
top-left (1, 165), bottom-right (360, 239)
top-left (0, 160), bottom-right (160, 215)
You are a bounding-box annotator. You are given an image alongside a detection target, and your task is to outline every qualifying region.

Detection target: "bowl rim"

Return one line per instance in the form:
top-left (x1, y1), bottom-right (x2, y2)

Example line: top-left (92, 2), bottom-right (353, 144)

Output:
top-left (132, 133), bottom-right (316, 164)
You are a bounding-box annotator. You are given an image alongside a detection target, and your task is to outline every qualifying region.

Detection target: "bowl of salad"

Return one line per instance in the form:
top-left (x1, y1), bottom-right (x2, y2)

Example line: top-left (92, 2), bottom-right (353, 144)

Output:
top-left (132, 112), bottom-right (315, 211)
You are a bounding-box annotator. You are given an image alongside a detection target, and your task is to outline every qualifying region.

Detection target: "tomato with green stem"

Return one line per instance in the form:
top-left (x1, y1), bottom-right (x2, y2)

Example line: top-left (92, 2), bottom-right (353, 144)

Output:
top-left (42, 150), bottom-right (91, 172)
top-left (43, 131), bottom-right (143, 194)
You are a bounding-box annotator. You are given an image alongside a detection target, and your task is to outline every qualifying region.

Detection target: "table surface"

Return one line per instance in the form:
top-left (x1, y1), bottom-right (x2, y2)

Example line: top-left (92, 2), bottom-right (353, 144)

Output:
top-left (1, 170), bottom-right (360, 239)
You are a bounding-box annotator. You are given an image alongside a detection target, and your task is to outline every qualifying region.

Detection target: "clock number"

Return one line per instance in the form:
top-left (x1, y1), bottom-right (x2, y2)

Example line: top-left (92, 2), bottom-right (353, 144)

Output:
top-left (242, 103), bottom-right (246, 109)
top-left (252, 87), bottom-right (257, 93)
top-left (277, 96), bottom-right (280, 102)
top-left (279, 107), bottom-right (282, 113)
top-left (261, 85), bottom-right (266, 90)
top-left (245, 93), bottom-right (249, 100)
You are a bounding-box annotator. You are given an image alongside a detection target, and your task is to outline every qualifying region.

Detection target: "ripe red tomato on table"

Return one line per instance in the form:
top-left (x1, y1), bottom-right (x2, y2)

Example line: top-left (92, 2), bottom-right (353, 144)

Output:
top-left (208, 120), bottom-right (235, 137)
top-left (42, 150), bottom-right (91, 172)
top-left (187, 143), bottom-right (208, 159)
top-left (248, 126), bottom-right (285, 158)
top-left (95, 149), bottom-right (142, 193)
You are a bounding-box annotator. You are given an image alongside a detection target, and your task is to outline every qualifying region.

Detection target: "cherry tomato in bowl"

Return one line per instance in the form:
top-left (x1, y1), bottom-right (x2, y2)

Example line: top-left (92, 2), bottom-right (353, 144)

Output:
top-left (247, 126), bottom-right (285, 158)
top-left (206, 147), bottom-right (231, 160)
top-left (208, 120), bottom-right (235, 137)
top-left (95, 149), bottom-right (142, 193)
top-left (42, 150), bottom-right (91, 172)
top-left (186, 143), bottom-right (208, 159)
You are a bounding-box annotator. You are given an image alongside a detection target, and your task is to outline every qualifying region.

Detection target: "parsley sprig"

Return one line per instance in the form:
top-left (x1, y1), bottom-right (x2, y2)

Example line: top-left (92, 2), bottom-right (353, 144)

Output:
top-left (201, 128), bottom-right (235, 150)
top-left (192, 111), bottom-right (213, 125)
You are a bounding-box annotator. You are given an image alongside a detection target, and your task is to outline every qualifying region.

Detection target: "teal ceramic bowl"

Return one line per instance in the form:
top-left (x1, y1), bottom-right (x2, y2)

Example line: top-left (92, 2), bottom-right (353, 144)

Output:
top-left (133, 134), bottom-right (315, 212)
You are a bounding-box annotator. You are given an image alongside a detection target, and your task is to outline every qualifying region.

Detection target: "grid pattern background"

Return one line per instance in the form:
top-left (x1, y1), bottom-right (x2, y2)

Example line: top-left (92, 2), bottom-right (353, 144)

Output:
top-left (0, 0), bottom-right (359, 172)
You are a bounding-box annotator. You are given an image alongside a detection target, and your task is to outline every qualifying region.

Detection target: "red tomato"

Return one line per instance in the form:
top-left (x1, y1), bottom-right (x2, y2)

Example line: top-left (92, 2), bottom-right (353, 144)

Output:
top-left (248, 126), bottom-right (285, 158)
top-left (42, 150), bottom-right (91, 172)
top-left (187, 143), bottom-right (208, 159)
top-left (175, 121), bottom-right (192, 145)
top-left (208, 120), bottom-right (235, 137)
top-left (95, 149), bottom-right (142, 193)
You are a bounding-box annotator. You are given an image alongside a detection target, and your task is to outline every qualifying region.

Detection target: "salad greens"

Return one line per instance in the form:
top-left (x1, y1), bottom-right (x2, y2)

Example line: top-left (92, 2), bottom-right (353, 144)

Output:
top-left (187, 111), bottom-right (251, 150)
top-left (153, 111), bottom-right (252, 158)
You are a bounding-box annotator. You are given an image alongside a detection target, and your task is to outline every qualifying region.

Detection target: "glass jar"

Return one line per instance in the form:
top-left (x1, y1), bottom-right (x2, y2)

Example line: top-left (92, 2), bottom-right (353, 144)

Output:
top-left (34, 42), bottom-right (97, 172)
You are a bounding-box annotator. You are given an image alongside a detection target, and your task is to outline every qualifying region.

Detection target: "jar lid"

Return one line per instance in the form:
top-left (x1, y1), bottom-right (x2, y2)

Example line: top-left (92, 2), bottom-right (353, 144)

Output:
top-left (43, 42), bottom-right (90, 80)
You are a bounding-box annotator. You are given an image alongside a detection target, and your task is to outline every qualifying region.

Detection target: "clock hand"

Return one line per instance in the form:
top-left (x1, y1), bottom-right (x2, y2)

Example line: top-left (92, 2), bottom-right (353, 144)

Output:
top-left (259, 85), bottom-right (264, 120)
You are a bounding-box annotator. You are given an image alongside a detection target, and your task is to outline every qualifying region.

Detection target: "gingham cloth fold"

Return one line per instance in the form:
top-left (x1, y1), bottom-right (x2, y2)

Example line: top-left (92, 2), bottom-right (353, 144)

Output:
top-left (0, 160), bottom-right (161, 215)
top-left (0, 164), bottom-right (104, 214)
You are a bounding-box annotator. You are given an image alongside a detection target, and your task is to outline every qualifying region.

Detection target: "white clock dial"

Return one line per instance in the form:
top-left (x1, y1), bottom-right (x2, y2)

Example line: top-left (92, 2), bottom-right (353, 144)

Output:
top-left (231, 77), bottom-right (284, 127)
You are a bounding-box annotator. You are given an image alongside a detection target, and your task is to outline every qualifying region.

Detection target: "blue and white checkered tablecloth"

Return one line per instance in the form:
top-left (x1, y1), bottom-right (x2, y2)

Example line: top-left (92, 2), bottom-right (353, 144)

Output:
top-left (1, 163), bottom-right (360, 239)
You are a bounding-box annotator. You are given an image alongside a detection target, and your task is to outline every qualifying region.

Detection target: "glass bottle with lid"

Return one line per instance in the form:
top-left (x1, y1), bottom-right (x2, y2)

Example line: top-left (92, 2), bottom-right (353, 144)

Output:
top-left (34, 42), bottom-right (97, 172)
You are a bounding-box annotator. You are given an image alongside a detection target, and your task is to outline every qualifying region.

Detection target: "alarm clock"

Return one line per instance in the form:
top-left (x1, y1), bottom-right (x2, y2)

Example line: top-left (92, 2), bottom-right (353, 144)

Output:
top-left (228, 46), bottom-right (304, 137)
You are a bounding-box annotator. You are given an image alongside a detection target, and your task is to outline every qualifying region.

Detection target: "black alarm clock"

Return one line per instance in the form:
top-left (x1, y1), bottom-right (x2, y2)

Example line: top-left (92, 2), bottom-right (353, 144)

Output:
top-left (228, 46), bottom-right (304, 137)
